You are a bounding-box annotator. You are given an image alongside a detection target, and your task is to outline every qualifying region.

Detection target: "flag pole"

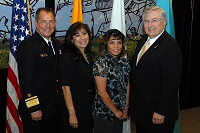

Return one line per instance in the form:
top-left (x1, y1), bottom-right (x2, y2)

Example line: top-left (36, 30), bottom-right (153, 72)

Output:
top-left (27, 0), bottom-right (32, 36)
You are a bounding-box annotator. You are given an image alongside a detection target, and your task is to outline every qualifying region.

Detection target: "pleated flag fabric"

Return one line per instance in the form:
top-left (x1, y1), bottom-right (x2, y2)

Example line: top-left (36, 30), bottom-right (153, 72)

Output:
top-left (71, 0), bottom-right (83, 25)
top-left (110, 0), bottom-right (126, 37)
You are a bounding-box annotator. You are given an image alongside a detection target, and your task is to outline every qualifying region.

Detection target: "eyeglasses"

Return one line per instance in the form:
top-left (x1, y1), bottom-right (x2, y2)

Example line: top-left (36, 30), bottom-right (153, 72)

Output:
top-left (143, 19), bottom-right (162, 25)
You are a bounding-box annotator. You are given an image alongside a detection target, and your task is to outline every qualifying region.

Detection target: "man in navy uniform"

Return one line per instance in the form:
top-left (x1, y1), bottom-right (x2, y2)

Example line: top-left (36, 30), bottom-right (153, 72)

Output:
top-left (17, 7), bottom-right (61, 133)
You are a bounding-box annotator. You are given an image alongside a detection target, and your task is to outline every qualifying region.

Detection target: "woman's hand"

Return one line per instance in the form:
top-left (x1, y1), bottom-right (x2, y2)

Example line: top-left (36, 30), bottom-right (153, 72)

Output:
top-left (62, 86), bottom-right (78, 128)
top-left (69, 110), bottom-right (78, 128)
top-left (114, 109), bottom-right (124, 120)
top-left (123, 106), bottom-right (129, 120)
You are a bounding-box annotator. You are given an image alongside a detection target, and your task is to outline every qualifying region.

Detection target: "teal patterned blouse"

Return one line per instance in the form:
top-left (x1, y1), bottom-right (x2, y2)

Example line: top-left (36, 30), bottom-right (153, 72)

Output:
top-left (93, 52), bottom-right (131, 121)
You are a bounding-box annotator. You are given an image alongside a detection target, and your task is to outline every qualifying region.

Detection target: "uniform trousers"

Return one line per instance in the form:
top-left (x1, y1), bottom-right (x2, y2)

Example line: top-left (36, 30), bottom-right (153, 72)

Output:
top-left (21, 117), bottom-right (59, 133)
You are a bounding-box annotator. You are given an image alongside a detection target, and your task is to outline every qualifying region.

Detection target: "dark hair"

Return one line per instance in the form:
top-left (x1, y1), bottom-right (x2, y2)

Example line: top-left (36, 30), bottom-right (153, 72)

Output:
top-left (63, 22), bottom-right (93, 61)
top-left (99, 29), bottom-right (126, 56)
top-left (35, 7), bottom-right (56, 20)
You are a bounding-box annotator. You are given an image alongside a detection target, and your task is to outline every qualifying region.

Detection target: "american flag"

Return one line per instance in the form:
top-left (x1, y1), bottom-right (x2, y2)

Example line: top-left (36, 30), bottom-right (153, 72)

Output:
top-left (6, 0), bottom-right (32, 133)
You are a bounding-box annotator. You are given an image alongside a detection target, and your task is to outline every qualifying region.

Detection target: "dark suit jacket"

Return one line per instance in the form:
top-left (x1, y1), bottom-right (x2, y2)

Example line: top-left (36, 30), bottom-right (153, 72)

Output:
top-left (130, 31), bottom-right (183, 125)
top-left (17, 31), bottom-right (62, 119)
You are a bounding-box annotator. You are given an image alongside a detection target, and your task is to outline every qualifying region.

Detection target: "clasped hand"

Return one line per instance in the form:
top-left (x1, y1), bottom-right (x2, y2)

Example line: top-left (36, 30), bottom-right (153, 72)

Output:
top-left (152, 112), bottom-right (165, 124)
top-left (114, 107), bottom-right (129, 121)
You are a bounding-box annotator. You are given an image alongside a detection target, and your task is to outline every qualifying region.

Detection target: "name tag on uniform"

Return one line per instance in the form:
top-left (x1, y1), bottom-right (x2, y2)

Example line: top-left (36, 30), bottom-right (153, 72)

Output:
top-left (40, 53), bottom-right (48, 57)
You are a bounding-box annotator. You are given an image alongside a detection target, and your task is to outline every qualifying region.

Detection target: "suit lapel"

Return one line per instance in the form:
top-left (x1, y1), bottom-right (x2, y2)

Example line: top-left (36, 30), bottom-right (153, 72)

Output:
top-left (133, 31), bottom-right (167, 72)
top-left (131, 35), bottom-right (148, 68)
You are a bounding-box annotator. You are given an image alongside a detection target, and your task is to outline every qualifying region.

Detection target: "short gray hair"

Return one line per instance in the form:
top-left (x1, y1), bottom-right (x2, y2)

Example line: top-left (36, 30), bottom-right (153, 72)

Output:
top-left (143, 6), bottom-right (167, 24)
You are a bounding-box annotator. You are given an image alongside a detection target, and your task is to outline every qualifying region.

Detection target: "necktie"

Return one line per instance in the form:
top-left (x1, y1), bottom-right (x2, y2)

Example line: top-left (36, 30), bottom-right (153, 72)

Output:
top-left (48, 41), bottom-right (54, 56)
top-left (138, 39), bottom-right (150, 61)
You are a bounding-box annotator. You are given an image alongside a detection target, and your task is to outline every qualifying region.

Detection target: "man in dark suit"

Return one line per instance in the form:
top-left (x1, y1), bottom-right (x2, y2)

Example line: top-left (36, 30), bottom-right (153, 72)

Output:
top-left (130, 6), bottom-right (182, 133)
top-left (17, 7), bottom-right (61, 133)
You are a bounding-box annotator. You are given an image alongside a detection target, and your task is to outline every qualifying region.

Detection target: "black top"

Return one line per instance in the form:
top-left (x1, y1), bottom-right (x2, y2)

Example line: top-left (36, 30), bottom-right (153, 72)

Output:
top-left (59, 52), bottom-right (94, 133)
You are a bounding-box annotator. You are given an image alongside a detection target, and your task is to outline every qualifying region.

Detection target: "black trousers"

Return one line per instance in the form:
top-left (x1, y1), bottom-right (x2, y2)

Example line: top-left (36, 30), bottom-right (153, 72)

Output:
top-left (136, 122), bottom-right (175, 133)
top-left (21, 117), bottom-right (59, 133)
top-left (93, 116), bottom-right (123, 133)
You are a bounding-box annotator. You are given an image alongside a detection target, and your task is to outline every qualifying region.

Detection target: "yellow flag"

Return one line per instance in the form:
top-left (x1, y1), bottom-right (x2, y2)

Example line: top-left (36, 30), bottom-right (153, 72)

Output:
top-left (71, 0), bottom-right (83, 24)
